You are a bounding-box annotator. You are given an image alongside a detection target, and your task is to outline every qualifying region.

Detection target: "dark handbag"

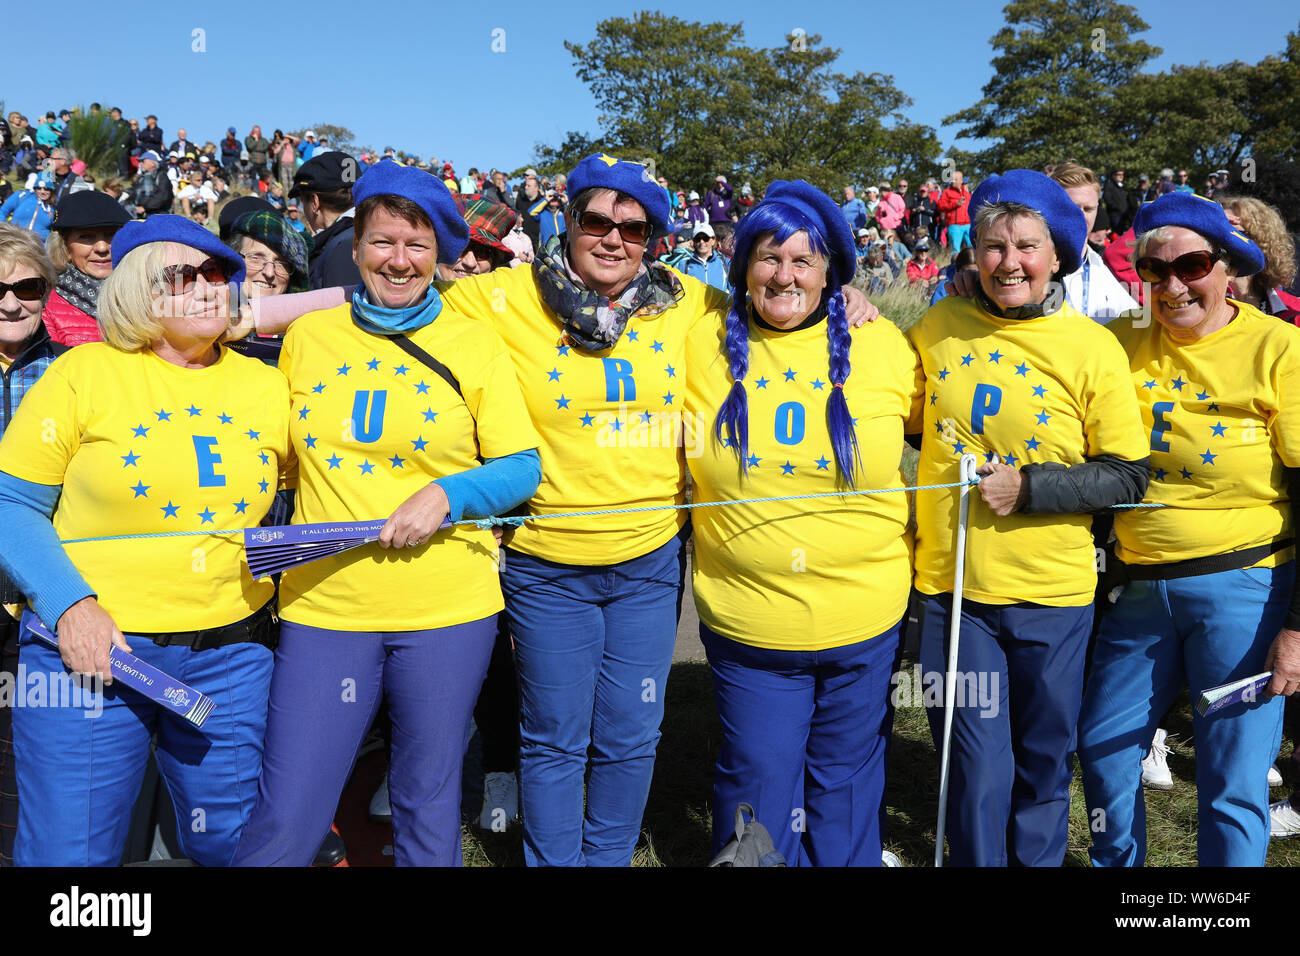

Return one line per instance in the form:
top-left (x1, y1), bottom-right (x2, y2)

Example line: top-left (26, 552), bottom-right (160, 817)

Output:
top-left (709, 803), bottom-right (787, 867)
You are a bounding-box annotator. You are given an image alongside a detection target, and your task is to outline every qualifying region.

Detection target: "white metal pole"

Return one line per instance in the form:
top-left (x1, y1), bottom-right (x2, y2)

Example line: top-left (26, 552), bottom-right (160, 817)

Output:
top-left (935, 452), bottom-right (978, 867)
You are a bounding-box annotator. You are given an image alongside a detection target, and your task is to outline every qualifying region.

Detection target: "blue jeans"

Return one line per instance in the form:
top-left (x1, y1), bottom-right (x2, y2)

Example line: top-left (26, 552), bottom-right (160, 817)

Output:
top-left (919, 593), bottom-right (1091, 866)
top-left (947, 224), bottom-right (971, 252)
top-left (502, 528), bottom-right (687, 867)
top-left (1078, 564), bottom-right (1290, 866)
top-left (702, 620), bottom-right (901, 867)
top-left (14, 633), bottom-right (272, 867)
top-left (232, 617), bottom-right (495, 867)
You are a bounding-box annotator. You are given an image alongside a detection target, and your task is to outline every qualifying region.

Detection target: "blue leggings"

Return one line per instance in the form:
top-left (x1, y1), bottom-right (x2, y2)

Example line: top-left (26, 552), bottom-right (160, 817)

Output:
top-left (232, 616), bottom-right (495, 867)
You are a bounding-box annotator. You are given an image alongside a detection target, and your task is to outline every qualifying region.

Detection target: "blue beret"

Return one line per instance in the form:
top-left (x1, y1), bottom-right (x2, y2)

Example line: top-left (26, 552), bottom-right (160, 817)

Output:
top-left (567, 153), bottom-right (670, 234)
top-left (1131, 192), bottom-right (1264, 278)
top-left (352, 159), bottom-right (468, 264)
top-left (968, 170), bottom-right (1088, 275)
top-left (111, 214), bottom-right (247, 283)
top-left (757, 179), bottom-right (857, 286)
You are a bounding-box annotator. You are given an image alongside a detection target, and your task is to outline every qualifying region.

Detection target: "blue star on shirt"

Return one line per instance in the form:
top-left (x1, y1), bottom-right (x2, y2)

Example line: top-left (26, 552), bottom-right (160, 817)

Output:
top-left (1003, 453), bottom-right (1019, 467)
top-left (298, 407), bottom-right (310, 420)
top-left (415, 381), bottom-right (430, 395)
top-left (304, 434), bottom-right (317, 449)
top-left (930, 393), bottom-right (938, 406)
top-left (246, 428), bottom-right (261, 440)
top-left (234, 498), bottom-right (249, 514)
top-left (626, 330), bottom-right (639, 342)
top-left (121, 450), bottom-right (140, 467)
top-left (155, 408), bottom-right (172, 422)
top-left (937, 368), bottom-right (949, 382)
top-left (393, 364), bottom-right (409, 376)
top-left (1196, 390), bottom-right (1210, 401)
top-left (130, 481), bottom-right (149, 498)
top-left (218, 413), bottom-right (233, 425)
top-left (579, 413), bottom-right (594, 428)
top-left (782, 367), bottom-right (796, 382)
top-left (1035, 410), bottom-right (1051, 425)
top-left (811, 378), bottom-right (825, 390)
top-left (651, 340), bottom-right (664, 353)
top-left (755, 377), bottom-right (769, 389)
top-left (960, 353), bottom-right (974, 366)
top-left (358, 461), bottom-right (374, 476)
top-left (160, 501), bottom-right (179, 518)
top-left (326, 455), bottom-right (342, 470)
top-left (411, 436), bottom-right (428, 451)
top-left (389, 455), bottom-right (406, 469)
top-left (610, 420), bottom-right (622, 433)
top-left (746, 455), bottom-right (761, 468)
top-left (258, 479), bottom-right (269, 493)
top-left (781, 461), bottom-right (795, 475)
top-left (1200, 449), bottom-right (1218, 465)
top-left (664, 365), bottom-right (676, 378)
top-left (1031, 384), bottom-right (1047, 398)
top-left (1142, 380), bottom-right (1157, 390)
top-left (367, 358), bottom-right (381, 371)
top-left (1170, 376), bottom-right (1186, 391)
top-left (337, 363), bottom-right (351, 376)
top-left (1207, 402), bottom-right (1221, 412)
top-left (952, 441), bottom-right (966, 455)
top-left (1179, 467), bottom-right (1194, 480)
top-left (815, 456), bottom-right (830, 470)
top-left (311, 382), bottom-right (326, 394)
top-left (259, 451), bottom-right (270, 465)
top-left (639, 411), bottom-right (653, 424)
top-left (556, 344), bottom-right (571, 356)
top-left (423, 409), bottom-right (438, 422)
top-left (555, 395), bottom-right (571, 409)
top-left (1153, 468), bottom-right (1167, 481)
top-left (198, 508), bottom-right (215, 525)
top-left (185, 405), bottom-right (201, 417)
top-left (662, 392), bottom-right (675, 406)
top-left (1025, 436), bottom-right (1042, 451)
top-left (131, 424), bottom-right (149, 438)
top-left (1211, 422), bottom-right (1227, 437)
top-left (984, 449), bottom-right (997, 462)
top-left (988, 350), bottom-right (1003, 364)
top-left (934, 421), bottom-right (944, 435)
top-left (1014, 362), bottom-right (1029, 377)
top-left (547, 368), bottom-right (562, 382)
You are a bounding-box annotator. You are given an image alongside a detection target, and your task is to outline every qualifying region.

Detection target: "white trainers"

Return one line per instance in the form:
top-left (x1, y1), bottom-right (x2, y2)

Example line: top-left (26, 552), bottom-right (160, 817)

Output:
top-left (881, 850), bottom-right (902, 867)
top-left (369, 775), bottom-right (392, 823)
top-left (1269, 799), bottom-right (1300, 838)
top-left (1268, 763), bottom-right (1284, 788)
top-left (1141, 728), bottom-right (1174, 790)
top-left (478, 771), bottom-right (519, 832)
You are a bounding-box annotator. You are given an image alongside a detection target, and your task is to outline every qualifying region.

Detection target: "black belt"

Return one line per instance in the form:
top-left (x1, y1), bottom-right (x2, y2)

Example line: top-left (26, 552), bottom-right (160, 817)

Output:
top-left (146, 601), bottom-right (278, 652)
top-left (1116, 538), bottom-right (1294, 583)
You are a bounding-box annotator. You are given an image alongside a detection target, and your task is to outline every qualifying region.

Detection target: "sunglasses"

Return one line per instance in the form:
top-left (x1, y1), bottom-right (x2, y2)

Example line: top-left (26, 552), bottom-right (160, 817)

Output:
top-left (0, 277), bottom-right (49, 301)
top-left (158, 258), bottom-right (230, 293)
top-left (1135, 250), bottom-right (1222, 284)
top-left (576, 210), bottom-right (651, 245)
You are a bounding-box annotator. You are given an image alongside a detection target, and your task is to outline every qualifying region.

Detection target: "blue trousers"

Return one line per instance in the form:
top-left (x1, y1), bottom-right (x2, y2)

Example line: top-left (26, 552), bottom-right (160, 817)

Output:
top-left (502, 528), bottom-right (687, 867)
top-left (919, 593), bottom-right (1091, 866)
top-left (232, 616), bottom-right (495, 867)
top-left (13, 634), bottom-right (272, 867)
top-left (947, 224), bottom-right (972, 252)
top-left (702, 620), bottom-right (901, 867)
top-left (1078, 565), bottom-right (1290, 867)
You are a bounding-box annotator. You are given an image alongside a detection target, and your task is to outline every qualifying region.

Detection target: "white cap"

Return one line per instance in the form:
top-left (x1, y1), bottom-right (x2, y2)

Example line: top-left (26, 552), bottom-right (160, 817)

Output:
top-left (688, 190), bottom-right (700, 200)
top-left (692, 222), bottom-right (716, 238)
top-left (856, 228), bottom-right (870, 238)
top-left (525, 168), bottom-right (538, 177)
top-left (304, 130), bottom-right (316, 139)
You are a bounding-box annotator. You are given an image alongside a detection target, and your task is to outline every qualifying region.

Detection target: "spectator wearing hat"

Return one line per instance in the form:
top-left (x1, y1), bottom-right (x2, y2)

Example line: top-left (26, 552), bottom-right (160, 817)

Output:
top-left (909, 169), bottom-right (1149, 866)
top-left (535, 191), bottom-right (566, 246)
top-left (42, 191), bottom-right (133, 346)
top-left (244, 126), bottom-right (270, 183)
top-left (1, 174), bottom-right (57, 239)
top-left (705, 175), bottom-right (736, 237)
top-left (137, 115), bottom-right (163, 156)
top-left (515, 169), bottom-right (545, 252)
top-left (685, 190), bottom-right (707, 230)
top-left (905, 238), bottom-right (939, 291)
top-left (131, 151), bottom-right (173, 220)
top-left (841, 185), bottom-right (868, 232)
top-left (290, 152), bottom-right (362, 289)
top-left (220, 127), bottom-right (242, 171)
top-left (297, 131), bottom-right (318, 163)
top-left (231, 160), bottom-right (541, 867)
top-left (438, 196), bottom-right (517, 280)
top-left (0, 215), bottom-right (288, 867)
top-left (441, 163), bottom-right (458, 192)
top-left (664, 221), bottom-right (731, 293)
top-left (226, 208), bottom-right (312, 298)
top-left (284, 201), bottom-right (307, 235)
top-left (875, 182), bottom-right (906, 233)
top-left (35, 114), bottom-right (62, 151)
top-left (736, 182), bottom-right (755, 218)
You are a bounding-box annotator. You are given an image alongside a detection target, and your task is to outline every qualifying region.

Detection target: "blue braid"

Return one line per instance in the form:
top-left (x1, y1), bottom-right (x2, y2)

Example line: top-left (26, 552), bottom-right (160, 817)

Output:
top-left (825, 290), bottom-right (861, 487)
top-left (714, 289), bottom-right (751, 472)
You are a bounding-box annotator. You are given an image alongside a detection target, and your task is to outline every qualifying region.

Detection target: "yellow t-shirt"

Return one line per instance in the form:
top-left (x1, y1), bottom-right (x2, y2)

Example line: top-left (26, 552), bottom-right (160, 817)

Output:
top-left (1109, 301), bottom-right (1300, 565)
top-left (0, 343), bottom-right (290, 631)
top-left (438, 266), bottom-right (730, 566)
top-left (907, 296), bottom-right (1148, 606)
top-left (277, 302), bottom-right (540, 631)
top-left (686, 311), bottom-right (924, 649)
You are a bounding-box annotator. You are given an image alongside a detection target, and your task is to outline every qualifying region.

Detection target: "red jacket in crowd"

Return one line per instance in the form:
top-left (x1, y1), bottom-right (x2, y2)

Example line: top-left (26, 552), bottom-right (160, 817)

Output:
top-left (937, 183), bottom-right (971, 227)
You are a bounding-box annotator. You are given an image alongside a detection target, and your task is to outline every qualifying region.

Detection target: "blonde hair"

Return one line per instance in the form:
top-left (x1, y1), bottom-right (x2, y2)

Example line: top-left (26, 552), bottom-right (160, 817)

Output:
top-left (1050, 162), bottom-right (1101, 196)
top-left (44, 229), bottom-right (70, 272)
top-left (97, 242), bottom-right (173, 352)
top-left (0, 223), bottom-right (56, 290)
top-left (1219, 196), bottom-right (1297, 293)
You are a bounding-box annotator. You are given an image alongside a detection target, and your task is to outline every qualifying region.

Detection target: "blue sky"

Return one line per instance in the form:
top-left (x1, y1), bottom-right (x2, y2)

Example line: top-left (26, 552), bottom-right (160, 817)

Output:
top-left (4, 0), bottom-right (1294, 178)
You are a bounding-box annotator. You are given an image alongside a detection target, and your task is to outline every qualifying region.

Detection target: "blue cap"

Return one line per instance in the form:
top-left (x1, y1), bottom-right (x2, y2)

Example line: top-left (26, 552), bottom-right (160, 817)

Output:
top-left (567, 153), bottom-right (670, 233)
top-left (34, 172), bottom-right (55, 190)
top-left (755, 180), bottom-right (857, 285)
top-left (111, 214), bottom-right (247, 283)
top-left (351, 159), bottom-right (468, 264)
top-left (228, 126), bottom-right (237, 135)
top-left (968, 169), bottom-right (1088, 274)
top-left (140, 150), bottom-right (162, 164)
top-left (1132, 192), bottom-right (1264, 278)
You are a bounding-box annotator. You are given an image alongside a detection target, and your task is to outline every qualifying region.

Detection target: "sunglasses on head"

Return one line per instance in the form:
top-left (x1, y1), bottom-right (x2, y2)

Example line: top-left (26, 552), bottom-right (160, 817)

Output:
top-left (576, 210), bottom-right (651, 245)
top-left (0, 277), bottom-right (49, 301)
top-left (158, 258), bottom-right (229, 293)
top-left (1135, 250), bottom-right (1223, 284)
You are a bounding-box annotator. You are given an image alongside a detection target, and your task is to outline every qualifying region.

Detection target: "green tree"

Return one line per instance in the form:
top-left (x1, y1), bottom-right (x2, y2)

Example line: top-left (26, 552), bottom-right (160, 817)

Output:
top-left (946, 0), bottom-right (1161, 172)
top-left (67, 106), bottom-right (130, 181)
top-left (527, 130), bottom-right (607, 178)
top-left (292, 123), bottom-right (357, 154)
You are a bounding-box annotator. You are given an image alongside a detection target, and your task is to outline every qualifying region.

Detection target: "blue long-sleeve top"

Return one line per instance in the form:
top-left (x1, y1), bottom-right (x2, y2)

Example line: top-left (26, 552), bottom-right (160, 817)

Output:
top-left (0, 449), bottom-right (540, 628)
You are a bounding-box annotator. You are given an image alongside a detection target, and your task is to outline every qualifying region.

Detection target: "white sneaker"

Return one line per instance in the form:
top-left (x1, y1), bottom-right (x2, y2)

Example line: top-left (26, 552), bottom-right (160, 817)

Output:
top-left (478, 771), bottom-right (519, 832)
top-left (1141, 728), bottom-right (1174, 790)
top-left (1268, 764), bottom-right (1284, 788)
top-left (369, 775), bottom-right (392, 822)
top-left (881, 850), bottom-right (902, 867)
top-left (1269, 799), bottom-right (1300, 838)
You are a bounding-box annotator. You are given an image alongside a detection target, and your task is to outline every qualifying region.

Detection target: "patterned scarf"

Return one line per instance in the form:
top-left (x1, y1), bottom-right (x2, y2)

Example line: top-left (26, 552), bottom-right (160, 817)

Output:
top-left (55, 266), bottom-right (104, 318)
top-left (532, 235), bottom-right (683, 352)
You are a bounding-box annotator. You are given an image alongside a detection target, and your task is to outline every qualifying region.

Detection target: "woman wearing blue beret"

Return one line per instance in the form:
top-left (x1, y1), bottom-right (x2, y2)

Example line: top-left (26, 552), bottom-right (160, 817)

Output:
top-left (0, 215), bottom-right (290, 865)
top-left (1078, 192), bottom-right (1300, 866)
top-left (230, 161), bottom-right (542, 866)
top-left (908, 169), bottom-right (1150, 866)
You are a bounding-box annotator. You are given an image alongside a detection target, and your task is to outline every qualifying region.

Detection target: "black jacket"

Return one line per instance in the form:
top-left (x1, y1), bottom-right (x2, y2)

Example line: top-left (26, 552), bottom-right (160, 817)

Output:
top-left (1102, 179), bottom-right (1131, 234)
top-left (309, 215), bottom-right (361, 290)
top-left (1020, 456), bottom-right (1150, 514)
top-left (137, 125), bottom-right (164, 153)
top-left (515, 189), bottom-right (543, 249)
top-left (133, 169), bottom-right (173, 216)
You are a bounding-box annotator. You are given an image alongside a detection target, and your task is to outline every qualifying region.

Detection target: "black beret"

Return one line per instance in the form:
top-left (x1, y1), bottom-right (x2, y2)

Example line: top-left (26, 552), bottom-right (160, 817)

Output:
top-left (51, 190), bottom-right (132, 232)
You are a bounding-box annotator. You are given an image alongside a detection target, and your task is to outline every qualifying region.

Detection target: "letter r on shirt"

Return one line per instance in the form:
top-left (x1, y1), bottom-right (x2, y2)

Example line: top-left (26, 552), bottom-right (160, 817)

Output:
top-left (602, 358), bottom-right (636, 402)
